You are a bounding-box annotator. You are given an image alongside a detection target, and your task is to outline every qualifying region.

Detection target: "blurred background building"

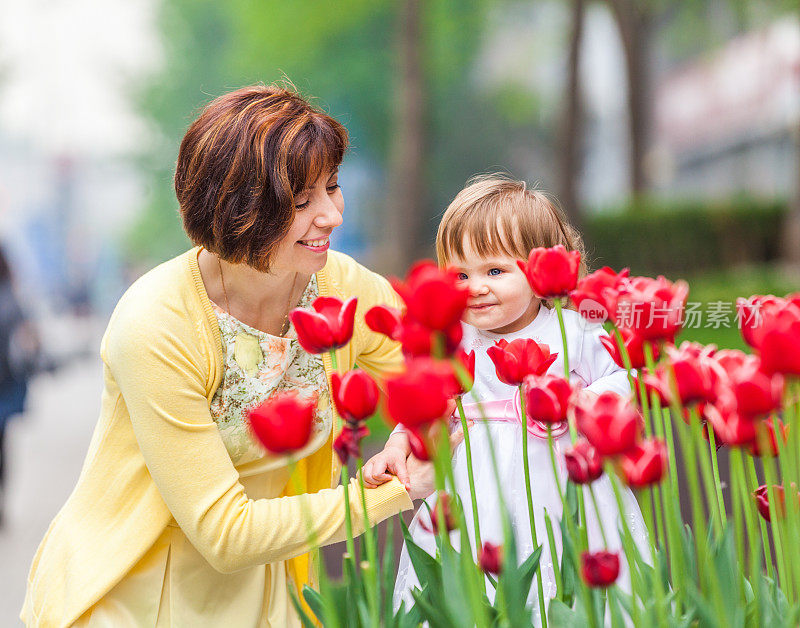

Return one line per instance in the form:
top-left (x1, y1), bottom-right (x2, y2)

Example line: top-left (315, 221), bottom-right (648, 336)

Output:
top-left (0, 0), bottom-right (798, 622)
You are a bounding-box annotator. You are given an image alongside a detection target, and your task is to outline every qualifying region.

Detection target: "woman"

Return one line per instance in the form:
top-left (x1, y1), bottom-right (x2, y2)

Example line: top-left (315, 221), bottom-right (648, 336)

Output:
top-left (21, 84), bottom-right (438, 627)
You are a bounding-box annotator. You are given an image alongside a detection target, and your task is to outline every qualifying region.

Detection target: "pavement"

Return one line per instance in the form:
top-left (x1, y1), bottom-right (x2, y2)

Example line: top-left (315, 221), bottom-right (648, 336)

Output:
top-left (0, 321), bottom-right (104, 625)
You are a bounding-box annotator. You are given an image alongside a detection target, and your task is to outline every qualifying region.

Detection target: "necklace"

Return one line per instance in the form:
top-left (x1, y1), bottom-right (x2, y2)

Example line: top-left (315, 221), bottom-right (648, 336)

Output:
top-left (217, 255), bottom-right (298, 337)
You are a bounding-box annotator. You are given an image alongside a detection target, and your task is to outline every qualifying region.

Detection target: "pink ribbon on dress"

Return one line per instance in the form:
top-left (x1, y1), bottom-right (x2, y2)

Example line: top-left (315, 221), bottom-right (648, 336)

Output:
top-left (460, 386), bottom-right (569, 440)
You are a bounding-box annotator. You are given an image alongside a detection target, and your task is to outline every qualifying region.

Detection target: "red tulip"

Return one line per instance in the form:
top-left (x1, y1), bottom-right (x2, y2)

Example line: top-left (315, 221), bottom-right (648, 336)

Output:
top-left (478, 542), bottom-right (504, 575)
top-left (736, 295), bottom-right (790, 350)
top-left (333, 422), bottom-right (370, 465)
top-left (581, 551), bottom-right (620, 587)
top-left (714, 353), bottom-right (784, 419)
top-left (487, 338), bottom-right (558, 386)
top-left (619, 439), bottom-right (668, 487)
top-left (522, 374), bottom-right (573, 424)
top-left (406, 426), bottom-right (432, 461)
top-left (704, 393), bottom-right (758, 447)
top-left (759, 309), bottom-right (800, 376)
top-left (452, 349), bottom-right (476, 394)
top-left (364, 304), bottom-right (402, 339)
top-left (385, 358), bottom-right (454, 429)
top-left (398, 317), bottom-right (463, 358)
top-left (573, 391), bottom-right (642, 456)
top-left (247, 391), bottom-right (316, 454)
top-left (571, 266), bottom-right (630, 323)
top-left (753, 485), bottom-right (785, 522)
top-left (634, 373), bottom-right (671, 408)
top-left (331, 370), bottom-right (379, 423)
top-left (564, 439), bottom-right (603, 484)
top-left (391, 261), bottom-right (469, 331)
top-left (517, 244), bottom-right (581, 298)
top-left (600, 327), bottom-right (656, 370)
top-left (748, 418), bottom-right (789, 458)
top-left (659, 342), bottom-right (719, 406)
top-left (420, 492), bottom-right (457, 534)
top-left (365, 305), bottom-right (463, 358)
top-left (290, 296), bottom-right (357, 354)
top-left (614, 276), bottom-right (689, 343)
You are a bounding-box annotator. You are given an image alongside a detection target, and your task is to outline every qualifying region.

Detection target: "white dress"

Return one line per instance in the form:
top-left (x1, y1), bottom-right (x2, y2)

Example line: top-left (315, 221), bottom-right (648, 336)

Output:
top-left (393, 306), bottom-right (650, 624)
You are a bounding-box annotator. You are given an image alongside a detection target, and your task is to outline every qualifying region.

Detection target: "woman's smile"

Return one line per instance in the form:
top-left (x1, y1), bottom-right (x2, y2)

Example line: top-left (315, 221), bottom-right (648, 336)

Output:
top-left (297, 237), bottom-right (330, 252)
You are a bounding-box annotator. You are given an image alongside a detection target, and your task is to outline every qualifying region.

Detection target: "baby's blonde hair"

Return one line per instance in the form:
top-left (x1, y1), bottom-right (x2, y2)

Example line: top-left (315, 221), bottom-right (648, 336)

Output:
top-left (436, 174), bottom-right (587, 277)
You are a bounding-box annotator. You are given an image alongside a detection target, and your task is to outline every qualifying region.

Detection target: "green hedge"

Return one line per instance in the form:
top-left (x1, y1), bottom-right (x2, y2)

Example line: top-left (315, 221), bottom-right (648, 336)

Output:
top-left (582, 198), bottom-right (788, 276)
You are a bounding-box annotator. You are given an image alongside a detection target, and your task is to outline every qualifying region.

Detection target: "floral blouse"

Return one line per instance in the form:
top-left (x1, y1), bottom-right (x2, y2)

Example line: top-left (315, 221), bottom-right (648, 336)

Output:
top-left (209, 274), bottom-right (333, 468)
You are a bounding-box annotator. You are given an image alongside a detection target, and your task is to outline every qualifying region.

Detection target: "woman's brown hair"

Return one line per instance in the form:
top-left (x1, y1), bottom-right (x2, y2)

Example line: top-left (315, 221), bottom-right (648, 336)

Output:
top-left (175, 82), bottom-right (348, 271)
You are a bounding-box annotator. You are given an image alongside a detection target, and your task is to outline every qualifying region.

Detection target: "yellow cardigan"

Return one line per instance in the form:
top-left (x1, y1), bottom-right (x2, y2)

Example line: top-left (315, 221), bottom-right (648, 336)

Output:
top-left (21, 247), bottom-right (412, 627)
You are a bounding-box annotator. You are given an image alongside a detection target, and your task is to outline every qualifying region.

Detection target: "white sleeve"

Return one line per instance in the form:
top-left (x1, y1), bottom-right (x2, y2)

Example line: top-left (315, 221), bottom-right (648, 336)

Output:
top-left (574, 323), bottom-right (632, 398)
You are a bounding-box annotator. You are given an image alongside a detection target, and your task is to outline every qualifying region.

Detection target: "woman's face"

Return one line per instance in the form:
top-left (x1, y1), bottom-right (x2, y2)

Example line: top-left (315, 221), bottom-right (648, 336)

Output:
top-left (269, 168), bottom-right (344, 276)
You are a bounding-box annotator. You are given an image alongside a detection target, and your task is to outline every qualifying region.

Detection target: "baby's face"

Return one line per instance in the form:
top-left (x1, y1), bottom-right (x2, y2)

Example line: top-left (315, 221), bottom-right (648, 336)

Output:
top-left (449, 239), bottom-right (540, 334)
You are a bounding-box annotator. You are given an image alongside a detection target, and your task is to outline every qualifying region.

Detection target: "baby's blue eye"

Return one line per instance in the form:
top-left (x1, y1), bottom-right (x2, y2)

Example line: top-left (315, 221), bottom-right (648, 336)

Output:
top-left (488, 268), bottom-right (503, 276)
top-left (457, 272), bottom-right (468, 281)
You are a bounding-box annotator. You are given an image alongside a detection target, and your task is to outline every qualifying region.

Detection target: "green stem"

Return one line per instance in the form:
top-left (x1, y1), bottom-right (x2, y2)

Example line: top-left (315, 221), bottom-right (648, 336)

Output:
top-left (688, 407), bottom-right (724, 538)
top-left (455, 397), bottom-right (483, 555)
top-left (706, 426), bottom-right (728, 521)
top-left (519, 385), bottom-right (549, 628)
top-left (729, 450), bottom-right (749, 604)
top-left (643, 342), bottom-right (685, 608)
top-left (356, 455), bottom-right (380, 625)
top-left (547, 426), bottom-right (597, 628)
top-left (762, 451), bottom-right (792, 600)
top-left (746, 456), bottom-right (776, 580)
top-left (732, 449), bottom-right (763, 618)
top-left (588, 484), bottom-right (609, 547)
top-left (606, 469), bottom-right (645, 626)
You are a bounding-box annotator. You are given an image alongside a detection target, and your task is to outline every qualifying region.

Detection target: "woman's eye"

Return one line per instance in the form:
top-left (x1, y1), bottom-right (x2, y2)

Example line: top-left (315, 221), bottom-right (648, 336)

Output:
top-left (327, 183), bottom-right (340, 192)
top-left (295, 200), bottom-right (310, 209)
top-left (488, 268), bottom-right (503, 276)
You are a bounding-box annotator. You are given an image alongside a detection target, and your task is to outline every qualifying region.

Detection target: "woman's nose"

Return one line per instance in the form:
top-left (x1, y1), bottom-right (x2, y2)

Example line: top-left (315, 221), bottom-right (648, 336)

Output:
top-left (315, 196), bottom-right (343, 229)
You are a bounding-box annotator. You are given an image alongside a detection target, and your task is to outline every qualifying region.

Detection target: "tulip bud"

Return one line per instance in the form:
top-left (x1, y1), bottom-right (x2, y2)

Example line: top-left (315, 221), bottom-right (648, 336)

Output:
top-left (614, 275), bottom-right (688, 343)
top-left (331, 370), bottom-right (379, 423)
top-left (618, 438), bottom-right (668, 488)
top-left (487, 338), bottom-right (558, 386)
top-left (581, 551), bottom-right (620, 587)
top-left (478, 542), bottom-right (504, 575)
top-left (390, 261), bottom-right (469, 332)
top-left (573, 391), bottom-right (641, 456)
top-left (333, 422), bottom-right (369, 465)
top-left (420, 492), bottom-right (457, 534)
top-left (523, 374), bottom-right (573, 424)
top-left (517, 244), bottom-right (581, 298)
top-left (565, 439), bottom-right (603, 484)
top-left (247, 391), bottom-right (316, 454)
top-left (571, 266), bottom-right (630, 323)
top-left (290, 296), bottom-right (357, 354)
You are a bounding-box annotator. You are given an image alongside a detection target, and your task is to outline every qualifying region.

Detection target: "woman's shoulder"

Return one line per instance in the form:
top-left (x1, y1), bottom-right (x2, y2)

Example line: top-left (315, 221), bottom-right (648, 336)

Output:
top-left (103, 249), bottom-right (210, 356)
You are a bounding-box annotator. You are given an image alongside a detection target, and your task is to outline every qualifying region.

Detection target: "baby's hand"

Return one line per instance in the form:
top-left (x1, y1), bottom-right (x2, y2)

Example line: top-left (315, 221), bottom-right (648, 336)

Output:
top-left (362, 445), bottom-right (411, 490)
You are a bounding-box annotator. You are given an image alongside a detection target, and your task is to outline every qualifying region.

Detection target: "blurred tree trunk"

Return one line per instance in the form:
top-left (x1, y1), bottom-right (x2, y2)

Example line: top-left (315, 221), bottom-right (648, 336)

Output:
top-left (558, 0), bottom-right (586, 229)
top-left (380, 0), bottom-right (426, 276)
top-left (606, 0), bottom-right (652, 200)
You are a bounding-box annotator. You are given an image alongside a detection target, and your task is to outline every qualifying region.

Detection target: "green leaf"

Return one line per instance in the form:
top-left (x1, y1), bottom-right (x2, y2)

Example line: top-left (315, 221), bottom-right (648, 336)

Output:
top-left (301, 586), bottom-right (326, 623)
top-left (288, 585), bottom-right (321, 628)
top-left (400, 517), bottom-right (443, 592)
top-left (410, 585), bottom-right (454, 628)
top-left (548, 597), bottom-right (584, 627)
